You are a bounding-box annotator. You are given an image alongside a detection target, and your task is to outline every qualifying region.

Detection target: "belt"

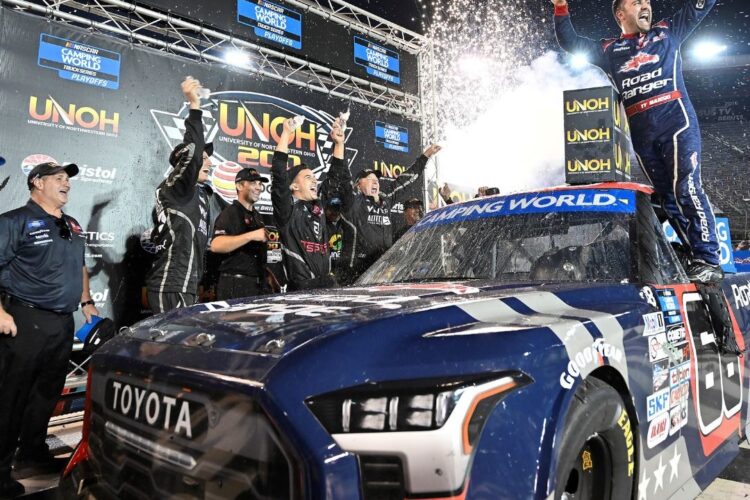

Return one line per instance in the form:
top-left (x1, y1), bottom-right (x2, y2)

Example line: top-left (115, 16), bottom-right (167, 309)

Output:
top-left (220, 273), bottom-right (262, 284)
top-left (2, 294), bottom-right (70, 315)
top-left (625, 90), bottom-right (682, 117)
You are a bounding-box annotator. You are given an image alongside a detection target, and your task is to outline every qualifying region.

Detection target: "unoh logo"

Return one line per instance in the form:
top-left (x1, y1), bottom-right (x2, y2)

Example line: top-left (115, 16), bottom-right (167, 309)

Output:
top-left (28, 95), bottom-right (120, 135)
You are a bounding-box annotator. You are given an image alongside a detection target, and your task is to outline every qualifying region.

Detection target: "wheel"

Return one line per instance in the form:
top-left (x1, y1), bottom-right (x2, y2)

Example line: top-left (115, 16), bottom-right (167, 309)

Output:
top-left (554, 377), bottom-right (635, 500)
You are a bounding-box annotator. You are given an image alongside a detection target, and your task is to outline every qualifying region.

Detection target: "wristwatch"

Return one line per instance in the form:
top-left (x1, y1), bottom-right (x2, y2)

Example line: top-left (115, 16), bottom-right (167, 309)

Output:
top-left (80, 299), bottom-right (95, 308)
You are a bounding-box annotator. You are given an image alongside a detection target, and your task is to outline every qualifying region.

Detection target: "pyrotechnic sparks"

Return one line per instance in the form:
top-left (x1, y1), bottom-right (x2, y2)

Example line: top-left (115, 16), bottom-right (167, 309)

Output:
top-left (421, 0), bottom-right (608, 193)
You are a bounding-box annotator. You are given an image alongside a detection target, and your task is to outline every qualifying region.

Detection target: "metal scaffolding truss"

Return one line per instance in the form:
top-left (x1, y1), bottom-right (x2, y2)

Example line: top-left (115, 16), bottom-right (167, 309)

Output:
top-left (285, 0), bottom-right (428, 54)
top-left (1, 0), bottom-right (432, 119)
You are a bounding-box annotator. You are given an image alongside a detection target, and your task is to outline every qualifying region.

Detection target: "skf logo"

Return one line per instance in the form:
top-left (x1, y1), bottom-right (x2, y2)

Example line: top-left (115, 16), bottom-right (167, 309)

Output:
top-left (619, 53), bottom-right (660, 73)
top-left (565, 97), bottom-right (610, 114)
top-left (28, 95), bottom-right (119, 136)
top-left (566, 128), bottom-right (611, 143)
top-left (566, 159), bottom-right (611, 173)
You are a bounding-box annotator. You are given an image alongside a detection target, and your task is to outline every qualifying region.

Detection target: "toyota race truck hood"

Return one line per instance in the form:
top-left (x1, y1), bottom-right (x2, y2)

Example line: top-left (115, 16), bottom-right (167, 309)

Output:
top-left (122, 281), bottom-right (642, 359)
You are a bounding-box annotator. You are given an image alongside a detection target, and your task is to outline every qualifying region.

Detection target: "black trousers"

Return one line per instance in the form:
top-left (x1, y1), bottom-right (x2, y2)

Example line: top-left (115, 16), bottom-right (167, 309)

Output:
top-left (147, 291), bottom-right (197, 314)
top-left (0, 303), bottom-right (73, 479)
top-left (216, 274), bottom-right (265, 301)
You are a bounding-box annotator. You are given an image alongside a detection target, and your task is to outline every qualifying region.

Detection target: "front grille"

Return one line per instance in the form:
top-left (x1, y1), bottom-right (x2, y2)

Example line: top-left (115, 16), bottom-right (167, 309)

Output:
top-left (87, 380), bottom-right (295, 500)
top-left (360, 455), bottom-right (405, 500)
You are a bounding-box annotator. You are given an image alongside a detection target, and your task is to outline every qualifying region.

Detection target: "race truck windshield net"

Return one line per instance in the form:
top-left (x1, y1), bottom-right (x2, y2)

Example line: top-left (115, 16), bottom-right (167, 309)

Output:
top-left (358, 189), bottom-right (635, 284)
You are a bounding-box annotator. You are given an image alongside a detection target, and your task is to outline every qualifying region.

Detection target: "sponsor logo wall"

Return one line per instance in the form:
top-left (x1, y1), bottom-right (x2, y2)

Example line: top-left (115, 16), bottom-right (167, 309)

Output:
top-left (0, 8), bottom-right (422, 328)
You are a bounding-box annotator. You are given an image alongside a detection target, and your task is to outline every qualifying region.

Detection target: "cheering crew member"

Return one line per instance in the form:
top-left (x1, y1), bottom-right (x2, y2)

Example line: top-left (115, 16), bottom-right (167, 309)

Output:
top-left (210, 168), bottom-right (269, 299)
top-left (552, 0), bottom-right (722, 283)
top-left (272, 118), bottom-right (346, 290)
top-left (338, 143), bottom-right (442, 283)
top-left (0, 162), bottom-right (98, 498)
top-left (146, 77), bottom-right (214, 312)
top-left (394, 198), bottom-right (425, 241)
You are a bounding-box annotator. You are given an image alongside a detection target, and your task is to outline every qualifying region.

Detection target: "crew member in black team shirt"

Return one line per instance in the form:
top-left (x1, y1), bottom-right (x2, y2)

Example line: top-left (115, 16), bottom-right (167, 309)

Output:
top-left (0, 162), bottom-right (98, 497)
top-left (210, 168), bottom-right (269, 299)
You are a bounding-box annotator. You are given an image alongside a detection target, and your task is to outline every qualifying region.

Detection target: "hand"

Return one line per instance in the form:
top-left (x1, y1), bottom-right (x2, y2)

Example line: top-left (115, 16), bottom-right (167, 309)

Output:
top-left (0, 310), bottom-right (17, 337)
top-left (82, 303), bottom-right (99, 324)
top-left (477, 186), bottom-right (488, 197)
top-left (439, 183), bottom-right (452, 203)
top-left (181, 76), bottom-right (202, 108)
top-left (247, 228), bottom-right (268, 243)
top-left (282, 117), bottom-right (297, 136)
top-left (330, 120), bottom-right (345, 145)
top-left (423, 144), bottom-right (442, 158)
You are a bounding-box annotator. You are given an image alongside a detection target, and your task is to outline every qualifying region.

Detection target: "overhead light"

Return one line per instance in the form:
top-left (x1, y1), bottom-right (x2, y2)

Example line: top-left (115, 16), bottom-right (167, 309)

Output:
top-left (692, 41), bottom-right (727, 60)
top-left (224, 48), bottom-right (252, 68)
top-left (570, 53), bottom-right (589, 69)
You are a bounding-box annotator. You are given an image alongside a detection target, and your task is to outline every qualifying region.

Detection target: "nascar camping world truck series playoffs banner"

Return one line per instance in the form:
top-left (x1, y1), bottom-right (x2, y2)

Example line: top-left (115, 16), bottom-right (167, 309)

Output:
top-left (0, 8), bottom-right (422, 328)
top-left (129, 0), bottom-right (419, 94)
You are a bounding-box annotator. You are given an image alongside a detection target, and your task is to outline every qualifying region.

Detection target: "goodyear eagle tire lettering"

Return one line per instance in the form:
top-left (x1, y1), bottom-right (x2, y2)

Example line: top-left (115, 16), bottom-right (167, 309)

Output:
top-left (554, 377), bottom-right (635, 500)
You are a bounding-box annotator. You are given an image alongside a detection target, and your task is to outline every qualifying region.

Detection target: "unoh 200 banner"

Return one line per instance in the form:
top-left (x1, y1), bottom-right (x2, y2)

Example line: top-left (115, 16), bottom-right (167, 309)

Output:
top-left (0, 8), bottom-right (422, 328)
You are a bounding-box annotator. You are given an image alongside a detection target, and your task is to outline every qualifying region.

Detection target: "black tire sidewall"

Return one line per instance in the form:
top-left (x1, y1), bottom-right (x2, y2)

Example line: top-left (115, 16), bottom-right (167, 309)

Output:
top-left (554, 378), bottom-right (634, 500)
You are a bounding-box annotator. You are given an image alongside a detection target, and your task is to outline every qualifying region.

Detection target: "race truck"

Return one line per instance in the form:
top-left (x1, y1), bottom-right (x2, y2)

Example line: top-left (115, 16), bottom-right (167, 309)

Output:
top-left (61, 182), bottom-right (750, 500)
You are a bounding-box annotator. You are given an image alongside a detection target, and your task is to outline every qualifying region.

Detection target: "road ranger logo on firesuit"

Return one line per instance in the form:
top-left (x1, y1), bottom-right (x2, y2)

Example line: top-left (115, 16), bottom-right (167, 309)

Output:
top-left (619, 53), bottom-right (660, 73)
top-left (621, 68), bottom-right (673, 100)
top-left (560, 339), bottom-right (623, 389)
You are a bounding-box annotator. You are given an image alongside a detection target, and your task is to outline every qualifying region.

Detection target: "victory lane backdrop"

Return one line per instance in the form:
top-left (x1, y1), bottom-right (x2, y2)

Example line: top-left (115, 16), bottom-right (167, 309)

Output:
top-left (0, 8), bottom-right (422, 329)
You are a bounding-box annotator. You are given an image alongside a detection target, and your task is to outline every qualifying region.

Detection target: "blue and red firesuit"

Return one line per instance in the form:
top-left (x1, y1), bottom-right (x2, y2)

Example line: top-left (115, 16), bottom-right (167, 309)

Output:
top-left (555, 0), bottom-right (720, 265)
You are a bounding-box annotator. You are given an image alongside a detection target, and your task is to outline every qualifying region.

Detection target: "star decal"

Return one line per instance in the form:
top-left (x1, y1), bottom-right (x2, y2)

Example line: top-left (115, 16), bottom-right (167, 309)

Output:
top-left (653, 456), bottom-right (666, 492)
top-left (638, 469), bottom-right (651, 500)
top-left (669, 446), bottom-right (681, 482)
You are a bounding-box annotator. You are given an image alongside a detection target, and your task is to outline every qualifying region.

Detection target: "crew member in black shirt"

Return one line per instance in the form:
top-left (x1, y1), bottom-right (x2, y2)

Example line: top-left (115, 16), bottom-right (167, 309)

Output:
top-left (210, 168), bottom-right (269, 299)
top-left (0, 162), bottom-right (98, 497)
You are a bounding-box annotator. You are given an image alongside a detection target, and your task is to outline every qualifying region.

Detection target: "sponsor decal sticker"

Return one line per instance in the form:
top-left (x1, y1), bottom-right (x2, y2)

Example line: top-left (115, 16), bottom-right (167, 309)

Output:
top-left (666, 324), bottom-right (686, 343)
top-left (37, 34), bottom-right (121, 89)
top-left (666, 341), bottom-right (690, 367)
top-left (731, 280), bottom-right (750, 309)
top-left (647, 387), bottom-right (670, 421)
top-left (669, 381), bottom-right (690, 407)
top-left (670, 362), bottom-right (690, 388)
top-left (657, 289), bottom-right (679, 311)
top-left (647, 411), bottom-right (670, 448)
top-left (648, 332), bottom-right (669, 362)
top-left (652, 359), bottom-right (670, 392)
top-left (642, 311), bottom-right (665, 335)
top-left (669, 401), bottom-right (688, 435)
top-left (581, 450), bottom-right (593, 471)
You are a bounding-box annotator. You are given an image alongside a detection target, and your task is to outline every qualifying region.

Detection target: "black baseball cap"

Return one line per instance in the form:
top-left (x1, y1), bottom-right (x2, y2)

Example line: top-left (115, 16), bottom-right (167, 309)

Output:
top-left (235, 168), bottom-right (269, 183)
top-left (287, 163), bottom-right (311, 183)
top-left (27, 161), bottom-right (79, 190)
top-left (169, 142), bottom-right (214, 167)
top-left (403, 198), bottom-right (423, 210)
top-left (355, 169), bottom-right (381, 181)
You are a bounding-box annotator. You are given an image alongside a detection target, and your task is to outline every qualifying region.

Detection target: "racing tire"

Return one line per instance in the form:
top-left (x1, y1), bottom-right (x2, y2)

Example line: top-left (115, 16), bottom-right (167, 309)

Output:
top-left (554, 377), bottom-right (635, 500)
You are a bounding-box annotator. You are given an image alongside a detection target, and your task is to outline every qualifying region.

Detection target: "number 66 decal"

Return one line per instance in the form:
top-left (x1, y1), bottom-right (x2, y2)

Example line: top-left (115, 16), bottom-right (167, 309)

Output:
top-left (683, 293), bottom-right (743, 436)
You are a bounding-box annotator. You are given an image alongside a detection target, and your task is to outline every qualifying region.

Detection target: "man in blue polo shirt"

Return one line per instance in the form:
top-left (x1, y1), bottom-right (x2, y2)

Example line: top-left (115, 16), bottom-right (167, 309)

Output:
top-left (0, 161), bottom-right (98, 497)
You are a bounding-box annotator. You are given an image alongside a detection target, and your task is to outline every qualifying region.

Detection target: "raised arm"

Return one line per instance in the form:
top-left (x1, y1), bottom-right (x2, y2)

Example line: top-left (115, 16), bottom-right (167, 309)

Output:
top-left (667, 0), bottom-right (717, 43)
top-left (324, 118), bottom-right (353, 210)
top-left (382, 144), bottom-right (441, 200)
top-left (271, 118), bottom-right (297, 226)
top-left (552, 1), bottom-right (608, 70)
top-left (164, 77), bottom-right (206, 202)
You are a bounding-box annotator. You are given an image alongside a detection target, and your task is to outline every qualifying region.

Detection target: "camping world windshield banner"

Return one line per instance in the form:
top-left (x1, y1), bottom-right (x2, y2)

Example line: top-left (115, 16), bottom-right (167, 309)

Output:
top-left (0, 8), bottom-right (422, 328)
